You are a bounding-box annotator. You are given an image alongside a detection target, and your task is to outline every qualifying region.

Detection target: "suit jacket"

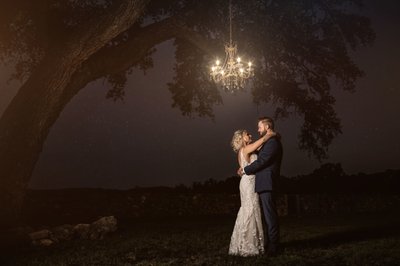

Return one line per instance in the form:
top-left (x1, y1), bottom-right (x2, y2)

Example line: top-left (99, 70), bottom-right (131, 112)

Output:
top-left (244, 136), bottom-right (283, 193)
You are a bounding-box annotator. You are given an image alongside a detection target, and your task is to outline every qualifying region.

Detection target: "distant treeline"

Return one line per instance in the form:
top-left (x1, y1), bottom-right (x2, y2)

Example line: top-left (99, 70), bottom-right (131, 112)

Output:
top-left (179, 163), bottom-right (400, 194)
top-left (22, 163), bottom-right (400, 225)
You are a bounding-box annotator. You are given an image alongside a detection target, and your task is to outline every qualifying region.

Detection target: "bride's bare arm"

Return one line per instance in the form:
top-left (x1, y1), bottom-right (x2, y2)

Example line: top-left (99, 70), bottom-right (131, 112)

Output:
top-left (242, 132), bottom-right (276, 155)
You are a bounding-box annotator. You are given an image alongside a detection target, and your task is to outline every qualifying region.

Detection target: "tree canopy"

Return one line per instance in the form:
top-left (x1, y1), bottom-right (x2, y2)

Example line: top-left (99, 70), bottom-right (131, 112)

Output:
top-left (0, 0), bottom-right (375, 159)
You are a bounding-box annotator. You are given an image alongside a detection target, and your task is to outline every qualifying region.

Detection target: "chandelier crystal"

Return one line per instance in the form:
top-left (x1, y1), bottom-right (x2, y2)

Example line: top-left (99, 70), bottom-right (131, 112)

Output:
top-left (210, 0), bottom-right (254, 92)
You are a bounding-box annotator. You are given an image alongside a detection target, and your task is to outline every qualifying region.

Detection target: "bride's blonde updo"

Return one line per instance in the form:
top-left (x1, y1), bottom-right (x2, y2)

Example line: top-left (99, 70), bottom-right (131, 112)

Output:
top-left (231, 130), bottom-right (246, 153)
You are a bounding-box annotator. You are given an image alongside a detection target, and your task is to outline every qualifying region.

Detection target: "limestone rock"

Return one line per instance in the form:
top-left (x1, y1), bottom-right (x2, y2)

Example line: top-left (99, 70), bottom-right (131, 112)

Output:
top-left (74, 223), bottom-right (91, 239)
top-left (29, 229), bottom-right (52, 241)
top-left (33, 238), bottom-right (54, 247)
top-left (89, 216), bottom-right (117, 240)
top-left (53, 224), bottom-right (74, 241)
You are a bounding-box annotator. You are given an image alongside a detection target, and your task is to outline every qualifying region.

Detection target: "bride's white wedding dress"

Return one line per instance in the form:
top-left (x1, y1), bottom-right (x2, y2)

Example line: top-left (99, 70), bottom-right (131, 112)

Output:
top-left (229, 151), bottom-right (264, 256)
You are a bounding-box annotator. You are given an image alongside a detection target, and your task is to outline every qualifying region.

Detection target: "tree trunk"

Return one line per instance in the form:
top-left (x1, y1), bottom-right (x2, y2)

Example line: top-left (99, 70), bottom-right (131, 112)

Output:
top-left (0, 0), bottom-right (148, 226)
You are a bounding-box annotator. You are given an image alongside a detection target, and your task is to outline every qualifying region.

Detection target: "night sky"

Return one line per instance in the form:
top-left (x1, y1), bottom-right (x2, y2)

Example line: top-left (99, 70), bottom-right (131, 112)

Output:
top-left (0, 0), bottom-right (399, 189)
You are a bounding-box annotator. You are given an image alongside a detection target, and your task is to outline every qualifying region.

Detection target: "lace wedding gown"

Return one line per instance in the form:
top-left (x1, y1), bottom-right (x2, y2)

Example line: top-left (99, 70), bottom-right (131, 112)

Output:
top-left (229, 151), bottom-right (264, 256)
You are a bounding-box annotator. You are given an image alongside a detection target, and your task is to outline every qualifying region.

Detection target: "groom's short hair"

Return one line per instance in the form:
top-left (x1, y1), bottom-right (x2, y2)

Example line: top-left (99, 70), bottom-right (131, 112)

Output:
top-left (259, 116), bottom-right (274, 129)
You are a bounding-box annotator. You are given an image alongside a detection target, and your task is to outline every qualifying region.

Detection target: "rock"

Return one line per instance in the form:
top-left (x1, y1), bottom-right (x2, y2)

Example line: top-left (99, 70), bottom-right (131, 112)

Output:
top-left (33, 238), bottom-right (54, 247)
top-left (28, 217), bottom-right (118, 244)
top-left (89, 216), bottom-right (117, 240)
top-left (52, 224), bottom-right (74, 241)
top-left (29, 229), bottom-right (52, 241)
top-left (74, 223), bottom-right (91, 239)
top-left (40, 238), bottom-right (54, 246)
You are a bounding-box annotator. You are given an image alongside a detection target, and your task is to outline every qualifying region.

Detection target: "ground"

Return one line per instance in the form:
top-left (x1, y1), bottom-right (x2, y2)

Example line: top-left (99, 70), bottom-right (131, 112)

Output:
top-left (2, 212), bottom-right (400, 265)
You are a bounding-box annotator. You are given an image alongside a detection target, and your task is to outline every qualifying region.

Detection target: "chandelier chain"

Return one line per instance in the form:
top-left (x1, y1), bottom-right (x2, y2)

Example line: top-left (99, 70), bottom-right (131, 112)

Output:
top-left (229, 0), bottom-right (232, 45)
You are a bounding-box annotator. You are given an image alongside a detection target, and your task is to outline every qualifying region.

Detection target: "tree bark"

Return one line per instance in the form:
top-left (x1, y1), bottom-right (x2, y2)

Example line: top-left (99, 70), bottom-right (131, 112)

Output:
top-left (0, 0), bottom-right (149, 226)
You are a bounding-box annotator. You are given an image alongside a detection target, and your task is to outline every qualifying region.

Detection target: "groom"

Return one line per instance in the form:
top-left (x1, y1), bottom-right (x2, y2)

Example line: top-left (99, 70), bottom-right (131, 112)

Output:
top-left (238, 116), bottom-right (283, 256)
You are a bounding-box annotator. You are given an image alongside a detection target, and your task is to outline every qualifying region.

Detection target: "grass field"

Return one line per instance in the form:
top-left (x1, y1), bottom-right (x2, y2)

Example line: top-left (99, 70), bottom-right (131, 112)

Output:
top-left (2, 213), bottom-right (400, 265)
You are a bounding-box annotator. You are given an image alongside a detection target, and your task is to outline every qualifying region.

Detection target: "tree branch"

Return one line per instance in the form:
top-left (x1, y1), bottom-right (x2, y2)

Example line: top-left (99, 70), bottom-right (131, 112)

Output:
top-left (63, 15), bottom-right (218, 99)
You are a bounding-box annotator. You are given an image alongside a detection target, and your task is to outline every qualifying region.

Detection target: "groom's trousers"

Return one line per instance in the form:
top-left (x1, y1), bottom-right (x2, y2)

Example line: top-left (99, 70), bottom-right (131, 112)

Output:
top-left (259, 191), bottom-right (280, 251)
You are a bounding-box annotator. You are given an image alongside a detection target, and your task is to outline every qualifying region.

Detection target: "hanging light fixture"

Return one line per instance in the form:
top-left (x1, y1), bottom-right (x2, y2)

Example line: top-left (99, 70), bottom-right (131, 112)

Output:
top-left (210, 0), bottom-right (254, 92)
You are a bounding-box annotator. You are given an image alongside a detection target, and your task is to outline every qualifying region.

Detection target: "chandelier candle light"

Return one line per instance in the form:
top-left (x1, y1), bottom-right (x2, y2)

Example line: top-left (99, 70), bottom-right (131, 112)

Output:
top-left (210, 0), bottom-right (254, 92)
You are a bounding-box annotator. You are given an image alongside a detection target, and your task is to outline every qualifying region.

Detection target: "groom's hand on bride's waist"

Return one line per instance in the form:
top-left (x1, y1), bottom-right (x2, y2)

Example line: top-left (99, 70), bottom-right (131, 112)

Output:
top-left (237, 167), bottom-right (245, 176)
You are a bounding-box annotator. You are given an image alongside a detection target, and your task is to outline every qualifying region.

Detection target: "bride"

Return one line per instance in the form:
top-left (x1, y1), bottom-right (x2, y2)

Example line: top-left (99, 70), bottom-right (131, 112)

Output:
top-left (228, 129), bottom-right (275, 256)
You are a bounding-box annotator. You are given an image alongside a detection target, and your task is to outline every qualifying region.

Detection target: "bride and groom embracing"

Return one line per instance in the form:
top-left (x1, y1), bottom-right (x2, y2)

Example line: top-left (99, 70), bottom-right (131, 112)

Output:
top-left (229, 116), bottom-right (283, 257)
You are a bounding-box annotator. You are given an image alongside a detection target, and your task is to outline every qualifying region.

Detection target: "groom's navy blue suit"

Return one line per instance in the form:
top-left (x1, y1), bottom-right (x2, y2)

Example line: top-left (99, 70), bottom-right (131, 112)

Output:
top-left (244, 136), bottom-right (282, 253)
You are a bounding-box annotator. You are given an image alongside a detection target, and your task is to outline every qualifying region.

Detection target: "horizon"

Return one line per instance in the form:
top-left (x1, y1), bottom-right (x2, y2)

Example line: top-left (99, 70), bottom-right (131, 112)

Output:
top-left (25, 166), bottom-right (400, 190)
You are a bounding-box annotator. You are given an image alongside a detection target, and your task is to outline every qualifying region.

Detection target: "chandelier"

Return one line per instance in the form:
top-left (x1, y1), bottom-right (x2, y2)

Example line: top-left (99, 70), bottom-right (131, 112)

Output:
top-left (210, 0), bottom-right (254, 92)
